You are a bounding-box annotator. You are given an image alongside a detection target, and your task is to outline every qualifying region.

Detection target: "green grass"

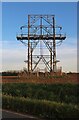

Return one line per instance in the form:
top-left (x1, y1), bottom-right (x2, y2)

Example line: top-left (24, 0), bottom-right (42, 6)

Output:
top-left (2, 83), bottom-right (79, 104)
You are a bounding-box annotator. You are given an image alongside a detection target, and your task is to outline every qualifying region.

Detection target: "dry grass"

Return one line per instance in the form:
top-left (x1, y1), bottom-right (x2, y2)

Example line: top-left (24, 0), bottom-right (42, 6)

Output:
top-left (1, 73), bottom-right (79, 84)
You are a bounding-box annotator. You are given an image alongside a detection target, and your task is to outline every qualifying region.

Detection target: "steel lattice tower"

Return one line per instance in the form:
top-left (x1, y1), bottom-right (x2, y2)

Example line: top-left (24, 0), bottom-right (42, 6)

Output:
top-left (16, 15), bottom-right (66, 73)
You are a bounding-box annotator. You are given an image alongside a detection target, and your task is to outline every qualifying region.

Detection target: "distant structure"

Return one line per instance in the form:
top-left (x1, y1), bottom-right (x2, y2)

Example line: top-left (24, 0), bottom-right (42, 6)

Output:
top-left (16, 15), bottom-right (66, 74)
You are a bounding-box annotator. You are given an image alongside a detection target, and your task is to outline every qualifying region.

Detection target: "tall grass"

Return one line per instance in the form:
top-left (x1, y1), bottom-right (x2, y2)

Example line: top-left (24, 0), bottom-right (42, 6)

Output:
top-left (2, 83), bottom-right (79, 104)
top-left (2, 95), bottom-right (79, 119)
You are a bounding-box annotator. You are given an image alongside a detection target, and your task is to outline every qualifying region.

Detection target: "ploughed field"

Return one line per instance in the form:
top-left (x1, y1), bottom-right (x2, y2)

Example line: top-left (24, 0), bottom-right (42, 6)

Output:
top-left (1, 73), bottom-right (79, 84)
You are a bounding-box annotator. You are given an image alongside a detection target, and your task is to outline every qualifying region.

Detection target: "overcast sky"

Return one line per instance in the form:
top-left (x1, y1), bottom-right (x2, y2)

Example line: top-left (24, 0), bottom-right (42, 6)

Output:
top-left (1, 2), bottom-right (77, 72)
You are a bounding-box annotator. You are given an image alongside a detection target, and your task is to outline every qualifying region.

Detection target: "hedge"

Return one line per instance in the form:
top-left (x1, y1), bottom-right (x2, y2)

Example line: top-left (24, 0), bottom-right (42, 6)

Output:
top-left (2, 71), bottom-right (18, 76)
top-left (2, 95), bottom-right (79, 119)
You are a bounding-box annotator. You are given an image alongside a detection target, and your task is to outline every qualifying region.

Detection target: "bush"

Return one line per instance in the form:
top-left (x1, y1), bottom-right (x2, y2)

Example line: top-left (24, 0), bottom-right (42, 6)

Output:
top-left (2, 95), bottom-right (79, 119)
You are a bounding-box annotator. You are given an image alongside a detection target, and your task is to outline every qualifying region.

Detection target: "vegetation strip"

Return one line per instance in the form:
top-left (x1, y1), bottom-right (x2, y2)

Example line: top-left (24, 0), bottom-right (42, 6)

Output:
top-left (2, 95), bottom-right (79, 119)
top-left (2, 83), bottom-right (79, 104)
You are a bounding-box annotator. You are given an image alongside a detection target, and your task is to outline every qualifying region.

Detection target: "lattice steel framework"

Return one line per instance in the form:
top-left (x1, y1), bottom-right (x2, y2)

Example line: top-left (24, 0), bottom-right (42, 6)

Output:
top-left (16, 15), bottom-right (66, 73)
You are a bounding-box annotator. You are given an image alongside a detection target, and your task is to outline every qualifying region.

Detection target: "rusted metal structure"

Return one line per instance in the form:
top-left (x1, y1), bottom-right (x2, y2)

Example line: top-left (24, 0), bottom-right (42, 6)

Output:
top-left (16, 15), bottom-right (66, 73)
